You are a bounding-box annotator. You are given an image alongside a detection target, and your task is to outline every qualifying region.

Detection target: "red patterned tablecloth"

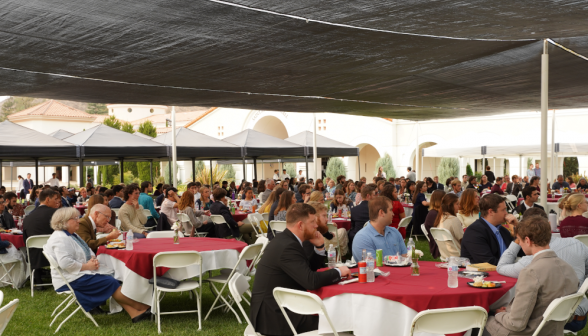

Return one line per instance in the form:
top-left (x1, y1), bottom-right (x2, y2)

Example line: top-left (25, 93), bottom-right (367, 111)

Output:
top-left (331, 218), bottom-right (351, 231)
top-left (96, 237), bottom-right (247, 279)
top-left (0, 234), bottom-right (25, 249)
top-left (311, 261), bottom-right (515, 314)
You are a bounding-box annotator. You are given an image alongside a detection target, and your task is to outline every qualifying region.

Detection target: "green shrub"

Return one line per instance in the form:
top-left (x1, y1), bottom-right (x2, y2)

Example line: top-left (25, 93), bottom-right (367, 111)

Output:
top-left (437, 158), bottom-right (459, 184)
top-left (326, 157), bottom-right (347, 181)
top-left (374, 153), bottom-right (396, 178)
top-left (466, 163), bottom-right (473, 176)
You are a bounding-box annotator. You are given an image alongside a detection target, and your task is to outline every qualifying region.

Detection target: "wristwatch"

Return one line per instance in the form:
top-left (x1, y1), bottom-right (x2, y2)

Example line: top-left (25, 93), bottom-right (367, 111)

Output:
top-left (316, 244), bottom-right (325, 249)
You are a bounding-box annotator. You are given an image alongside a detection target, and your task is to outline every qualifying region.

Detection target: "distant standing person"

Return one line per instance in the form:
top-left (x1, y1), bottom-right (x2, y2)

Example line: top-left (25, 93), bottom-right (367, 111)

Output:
top-left (17, 175), bottom-right (24, 199)
top-left (534, 163), bottom-right (541, 177)
top-left (86, 175), bottom-right (93, 187)
top-left (272, 170), bottom-right (279, 180)
top-left (484, 165), bottom-right (495, 184)
top-left (377, 166), bottom-right (386, 179)
top-left (406, 167), bottom-right (416, 182)
top-left (23, 173), bottom-right (34, 196)
top-left (527, 163), bottom-right (535, 178)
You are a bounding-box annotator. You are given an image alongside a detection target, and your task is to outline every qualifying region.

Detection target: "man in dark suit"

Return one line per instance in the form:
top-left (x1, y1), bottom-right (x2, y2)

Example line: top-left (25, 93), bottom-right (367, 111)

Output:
top-left (515, 186), bottom-right (543, 216)
top-left (209, 188), bottom-right (243, 239)
top-left (76, 204), bottom-right (119, 253)
top-left (433, 176), bottom-right (444, 191)
top-left (23, 173), bottom-right (34, 196)
top-left (461, 193), bottom-right (523, 265)
top-left (251, 203), bottom-right (350, 336)
top-left (295, 184), bottom-right (312, 203)
top-left (59, 187), bottom-right (71, 207)
top-left (348, 184), bottom-right (377, 247)
top-left (108, 185), bottom-right (125, 208)
top-left (23, 188), bottom-right (60, 287)
top-left (0, 195), bottom-right (15, 230)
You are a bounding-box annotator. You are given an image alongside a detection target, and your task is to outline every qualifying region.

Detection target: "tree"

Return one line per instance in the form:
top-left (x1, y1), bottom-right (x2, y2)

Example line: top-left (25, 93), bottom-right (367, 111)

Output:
top-left (437, 158), bottom-right (459, 185)
top-left (137, 120), bottom-right (157, 137)
top-left (0, 97), bottom-right (15, 121)
top-left (119, 121), bottom-right (138, 176)
top-left (220, 164), bottom-right (235, 181)
top-left (374, 153), bottom-right (396, 178)
top-left (564, 157), bottom-right (579, 178)
top-left (86, 103), bottom-right (108, 115)
top-left (466, 163), bottom-right (474, 176)
top-left (121, 121), bottom-right (134, 133)
top-left (325, 157), bottom-right (347, 181)
top-left (103, 115), bottom-right (121, 130)
top-left (284, 163), bottom-right (296, 179)
top-left (136, 120), bottom-right (159, 182)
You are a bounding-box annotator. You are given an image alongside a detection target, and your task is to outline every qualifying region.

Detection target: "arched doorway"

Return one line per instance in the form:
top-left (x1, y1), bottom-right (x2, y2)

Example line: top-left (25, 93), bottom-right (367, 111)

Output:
top-left (252, 116), bottom-right (289, 180)
top-left (357, 144), bottom-right (380, 180)
top-left (411, 141), bottom-right (437, 179)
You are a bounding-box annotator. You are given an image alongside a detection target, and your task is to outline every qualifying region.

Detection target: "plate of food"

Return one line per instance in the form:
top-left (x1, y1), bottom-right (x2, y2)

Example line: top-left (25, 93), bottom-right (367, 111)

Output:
top-left (467, 275), bottom-right (501, 288)
top-left (108, 239), bottom-right (122, 243)
top-left (106, 242), bottom-right (126, 249)
top-left (384, 255), bottom-right (411, 267)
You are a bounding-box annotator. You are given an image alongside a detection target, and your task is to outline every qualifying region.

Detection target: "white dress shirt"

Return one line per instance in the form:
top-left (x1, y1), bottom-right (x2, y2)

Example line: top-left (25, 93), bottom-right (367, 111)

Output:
top-left (45, 178), bottom-right (60, 187)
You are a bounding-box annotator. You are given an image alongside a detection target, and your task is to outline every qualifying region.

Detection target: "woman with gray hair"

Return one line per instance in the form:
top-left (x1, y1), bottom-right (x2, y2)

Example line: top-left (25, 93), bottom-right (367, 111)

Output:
top-left (44, 207), bottom-right (151, 322)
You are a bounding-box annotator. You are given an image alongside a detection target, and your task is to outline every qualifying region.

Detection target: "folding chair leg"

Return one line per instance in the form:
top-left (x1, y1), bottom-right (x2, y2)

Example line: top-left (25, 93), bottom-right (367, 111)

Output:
top-left (52, 294), bottom-right (74, 317)
top-left (157, 290), bottom-right (162, 334)
top-left (50, 296), bottom-right (76, 327)
top-left (195, 289), bottom-right (202, 331)
top-left (54, 306), bottom-right (81, 333)
top-left (204, 283), bottom-right (224, 320)
top-left (30, 268), bottom-right (35, 297)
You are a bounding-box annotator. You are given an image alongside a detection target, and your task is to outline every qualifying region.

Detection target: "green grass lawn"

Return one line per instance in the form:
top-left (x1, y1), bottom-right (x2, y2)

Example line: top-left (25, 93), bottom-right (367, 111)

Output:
top-left (1, 238), bottom-right (586, 335)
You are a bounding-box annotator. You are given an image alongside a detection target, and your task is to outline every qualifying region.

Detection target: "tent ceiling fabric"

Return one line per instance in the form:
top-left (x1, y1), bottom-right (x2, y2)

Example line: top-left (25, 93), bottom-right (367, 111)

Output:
top-left (285, 131), bottom-right (359, 157)
top-left (222, 129), bottom-right (305, 158)
top-left (2, 1), bottom-right (588, 119)
top-left (154, 128), bottom-right (243, 159)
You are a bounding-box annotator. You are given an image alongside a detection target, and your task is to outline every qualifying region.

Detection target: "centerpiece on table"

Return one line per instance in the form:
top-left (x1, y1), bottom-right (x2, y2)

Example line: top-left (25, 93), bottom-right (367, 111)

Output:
top-left (411, 249), bottom-right (424, 276)
top-left (171, 221), bottom-right (181, 244)
top-left (404, 193), bottom-right (412, 204)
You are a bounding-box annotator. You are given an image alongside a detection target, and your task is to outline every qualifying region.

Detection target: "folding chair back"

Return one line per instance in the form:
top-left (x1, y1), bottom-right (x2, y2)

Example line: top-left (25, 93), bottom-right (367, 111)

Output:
top-left (153, 251), bottom-right (202, 271)
top-left (532, 291), bottom-right (587, 336)
top-left (247, 213), bottom-right (265, 237)
top-left (430, 228), bottom-right (461, 261)
top-left (261, 212), bottom-right (269, 223)
top-left (24, 205), bottom-right (35, 216)
top-left (270, 221), bottom-right (287, 234)
top-left (112, 208), bottom-right (120, 217)
top-left (505, 195), bottom-right (517, 203)
top-left (398, 216), bottom-right (412, 230)
top-left (421, 224), bottom-right (430, 242)
top-left (143, 209), bottom-right (153, 218)
top-left (239, 243), bottom-right (264, 275)
top-left (228, 273), bottom-right (256, 336)
top-left (327, 223), bottom-right (341, 262)
top-left (574, 235), bottom-right (588, 248)
top-left (26, 235), bottom-right (52, 297)
top-left (273, 287), bottom-right (341, 336)
top-left (410, 306), bottom-right (487, 336)
top-left (210, 215), bottom-right (238, 239)
top-left (147, 231), bottom-right (184, 239)
top-left (0, 298), bottom-right (19, 335)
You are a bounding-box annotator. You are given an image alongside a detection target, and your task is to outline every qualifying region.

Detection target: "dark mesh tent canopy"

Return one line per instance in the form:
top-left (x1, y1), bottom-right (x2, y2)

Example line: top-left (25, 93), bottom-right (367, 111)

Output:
top-left (222, 129), bottom-right (305, 158)
top-left (154, 128), bottom-right (242, 159)
top-left (285, 131), bottom-right (359, 157)
top-left (0, 121), bottom-right (77, 160)
top-left (1, 1), bottom-right (588, 119)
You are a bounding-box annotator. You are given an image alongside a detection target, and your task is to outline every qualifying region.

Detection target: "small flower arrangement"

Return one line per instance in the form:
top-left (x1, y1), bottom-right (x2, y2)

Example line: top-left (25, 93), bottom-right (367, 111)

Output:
top-left (172, 221), bottom-right (181, 244)
top-left (411, 249), bottom-right (423, 276)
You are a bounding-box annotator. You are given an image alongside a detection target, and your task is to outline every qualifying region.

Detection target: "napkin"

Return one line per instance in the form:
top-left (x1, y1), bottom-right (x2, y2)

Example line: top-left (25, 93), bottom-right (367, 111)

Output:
top-left (339, 278), bottom-right (358, 285)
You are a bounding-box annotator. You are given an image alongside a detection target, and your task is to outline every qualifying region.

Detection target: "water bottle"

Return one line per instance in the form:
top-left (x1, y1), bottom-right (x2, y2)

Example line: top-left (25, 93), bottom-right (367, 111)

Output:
top-left (362, 248), bottom-right (367, 261)
top-left (327, 244), bottom-right (336, 269)
top-left (327, 209), bottom-right (333, 223)
top-left (549, 210), bottom-right (558, 232)
top-left (126, 230), bottom-right (134, 250)
top-left (366, 252), bottom-right (375, 283)
top-left (447, 256), bottom-right (459, 288)
top-left (560, 187), bottom-right (564, 195)
top-left (407, 238), bottom-right (415, 256)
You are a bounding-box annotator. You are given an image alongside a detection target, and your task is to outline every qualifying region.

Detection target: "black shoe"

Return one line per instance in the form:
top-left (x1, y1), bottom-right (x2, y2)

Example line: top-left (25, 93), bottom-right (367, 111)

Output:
top-left (89, 307), bottom-right (108, 315)
top-left (131, 307), bottom-right (152, 324)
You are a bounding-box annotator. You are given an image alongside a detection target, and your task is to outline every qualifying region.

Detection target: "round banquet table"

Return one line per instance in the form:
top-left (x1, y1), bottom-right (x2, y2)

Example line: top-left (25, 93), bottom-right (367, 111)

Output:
top-left (96, 237), bottom-right (248, 309)
top-left (232, 210), bottom-right (249, 222)
top-left (74, 205), bottom-right (87, 216)
top-left (0, 234), bottom-right (25, 249)
top-left (310, 261), bottom-right (516, 336)
top-left (402, 203), bottom-right (414, 217)
top-left (331, 218), bottom-right (351, 231)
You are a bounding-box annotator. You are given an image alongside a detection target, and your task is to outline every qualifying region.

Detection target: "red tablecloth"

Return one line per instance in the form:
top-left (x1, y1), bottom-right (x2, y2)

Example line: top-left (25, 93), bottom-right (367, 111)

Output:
top-left (0, 234), bottom-right (25, 249)
top-left (96, 237), bottom-right (247, 279)
top-left (331, 218), bottom-right (351, 231)
top-left (311, 261), bottom-right (515, 314)
top-left (517, 198), bottom-right (559, 206)
top-left (74, 205), bottom-right (87, 216)
top-left (232, 210), bottom-right (250, 222)
top-left (401, 203), bottom-right (413, 209)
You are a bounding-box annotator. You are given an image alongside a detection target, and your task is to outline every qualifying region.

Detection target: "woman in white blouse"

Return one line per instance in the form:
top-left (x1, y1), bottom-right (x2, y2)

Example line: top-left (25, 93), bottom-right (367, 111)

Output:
top-left (44, 207), bottom-right (151, 322)
top-left (239, 187), bottom-right (257, 211)
top-left (457, 188), bottom-right (480, 228)
top-left (434, 193), bottom-right (463, 258)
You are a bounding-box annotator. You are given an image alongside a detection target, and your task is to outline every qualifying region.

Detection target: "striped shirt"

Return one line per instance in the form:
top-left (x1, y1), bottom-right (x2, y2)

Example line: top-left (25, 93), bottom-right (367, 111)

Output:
top-left (497, 237), bottom-right (588, 315)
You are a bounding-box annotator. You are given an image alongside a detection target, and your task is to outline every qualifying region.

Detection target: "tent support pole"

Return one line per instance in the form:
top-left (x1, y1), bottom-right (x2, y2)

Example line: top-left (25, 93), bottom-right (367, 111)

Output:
top-left (415, 122), bottom-right (419, 181)
top-left (540, 39), bottom-right (549, 210)
top-left (253, 158), bottom-right (258, 182)
top-left (150, 160), bottom-right (153, 185)
top-left (77, 158), bottom-right (82, 189)
top-left (10, 162), bottom-right (12, 191)
top-left (192, 158), bottom-right (196, 182)
top-left (305, 156), bottom-right (309, 182)
top-left (171, 106), bottom-right (177, 187)
top-left (313, 113), bottom-right (318, 180)
top-left (519, 155), bottom-right (523, 178)
top-left (210, 160), bottom-right (213, 185)
top-left (168, 160), bottom-right (172, 186)
top-left (120, 158), bottom-right (124, 184)
top-left (358, 155), bottom-right (361, 181)
top-left (242, 157), bottom-right (246, 181)
top-left (0, 160), bottom-right (2, 188)
top-left (67, 165), bottom-right (70, 188)
top-left (551, 110), bottom-right (556, 184)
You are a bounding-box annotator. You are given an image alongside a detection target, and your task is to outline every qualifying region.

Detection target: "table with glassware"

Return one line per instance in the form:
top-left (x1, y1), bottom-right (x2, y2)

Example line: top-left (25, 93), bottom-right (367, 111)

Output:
top-left (401, 202), bottom-right (414, 217)
top-left (74, 204), bottom-right (87, 216)
top-left (96, 237), bottom-right (248, 308)
top-left (310, 261), bottom-right (516, 336)
top-left (331, 217), bottom-right (351, 231)
top-left (0, 233), bottom-right (25, 249)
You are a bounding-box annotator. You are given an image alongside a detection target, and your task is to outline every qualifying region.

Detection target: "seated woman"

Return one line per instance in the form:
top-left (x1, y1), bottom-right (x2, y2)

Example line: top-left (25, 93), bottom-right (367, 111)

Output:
top-left (44, 207), bottom-right (151, 322)
top-left (329, 189), bottom-right (353, 214)
top-left (567, 176), bottom-right (577, 189)
top-left (466, 176), bottom-right (478, 189)
top-left (421, 190), bottom-right (445, 259)
top-left (477, 175), bottom-right (492, 192)
top-left (153, 183), bottom-right (163, 197)
top-left (325, 180), bottom-right (336, 199)
top-left (0, 197), bottom-right (27, 287)
top-left (576, 178), bottom-right (588, 192)
top-left (309, 190), bottom-right (325, 203)
top-left (457, 189), bottom-right (480, 228)
top-left (77, 187), bottom-right (89, 204)
top-left (177, 191), bottom-right (215, 237)
top-left (425, 177), bottom-right (437, 193)
top-left (344, 181), bottom-right (357, 204)
top-left (119, 185), bottom-right (148, 239)
top-left (560, 194), bottom-right (588, 238)
top-left (314, 179), bottom-right (326, 193)
top-left (273, 191), bottom-right (296, 222)
top-left (434, 193), bottom-right (463, 258)
top-left (239, 187), bottom-right (257, 211)
top-left (195, 186), bottom-right (213, 210)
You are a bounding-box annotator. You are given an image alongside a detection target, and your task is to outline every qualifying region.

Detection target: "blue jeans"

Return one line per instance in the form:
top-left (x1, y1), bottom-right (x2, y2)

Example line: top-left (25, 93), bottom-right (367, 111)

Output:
top-left (565, 315), bottom-right (587, 333)
top-left (133, 232), bottom-right (146, 239)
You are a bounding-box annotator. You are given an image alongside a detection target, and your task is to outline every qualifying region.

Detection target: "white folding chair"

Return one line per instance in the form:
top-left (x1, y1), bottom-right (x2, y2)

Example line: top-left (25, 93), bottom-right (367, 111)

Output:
top-left (327, 223), bottom-right (342, 263)
top-left (247, 213), bottom-right (266, 238)
top-left (0, 297), bottom-right (19, 335)
top-left (574, 235), bottom-right (588, 248)
top-left (175, 212), bottom-right (207, 237)
top-left (204, 243), bottom-right (264, 323)
top-left (153, 251), bottom-right (203, 333)
top-left (505, 194), bottom-right (517, 203)
top-left (421, 224), bottom-right (430, 242)
top-left (42, 251), bottom-right (99, 333)
top-left (26, 235), bottom-right (52, 297)
top-left (398, 216), bottom-right (412, 231)
top-left (532, 278), bottom-right (588, 336)
top-left (269, 221), bottom-right (287, 236)
top-left (430, 228), bottom-right (461, 262)
top-left (210, 215), bottom-right (242, 241)
top-left (273, 287), bottom-right (353, 336)
top-left (115, 218), bottom-right (121, 230)
top-left (142, 209), bottom-right (152, 218)
top-left (261, 212), bottom-right (269, 224)
top-left (228, 273), bottom-right (258, 336)
top-left (409, 306), bottom-right (488, 336)
top-left (112, 208), bottom-right (120, 217)
top-left (24, 205), bottom-right (35, 216)
top-left (146, 231), bottom-right (184, 239)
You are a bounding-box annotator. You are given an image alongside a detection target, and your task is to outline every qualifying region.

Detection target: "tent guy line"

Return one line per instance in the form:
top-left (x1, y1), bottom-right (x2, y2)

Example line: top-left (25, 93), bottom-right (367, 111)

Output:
top-left (204, 0), bottom-right (539, 42)
top-left (547, 38), bottom-right (588, 62)
top-left (0, 65), bottom-right (468, 111)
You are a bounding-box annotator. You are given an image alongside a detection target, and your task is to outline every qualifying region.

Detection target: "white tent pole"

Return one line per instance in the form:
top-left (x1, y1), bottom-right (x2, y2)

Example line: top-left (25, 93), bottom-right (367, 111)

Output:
top-left (550, 109), bottom-right (556, 184)
top-left (313, 113), bottom-right (318, 180)
top-left (415, 122), bottom-right (420, 181)
top-left (540, 40), bottom-right (549, 209)
top-left (519, 155), bottom-right (523, 178)
top-left (171, 106), bottom-right (177, 187)
top-left (493, 157), bottom-right (496, 176)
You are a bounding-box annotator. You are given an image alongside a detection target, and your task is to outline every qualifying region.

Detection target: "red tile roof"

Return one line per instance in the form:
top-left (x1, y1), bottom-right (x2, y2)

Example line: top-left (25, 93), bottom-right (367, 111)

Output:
top-left (9, 100), bottom-right (95, 119)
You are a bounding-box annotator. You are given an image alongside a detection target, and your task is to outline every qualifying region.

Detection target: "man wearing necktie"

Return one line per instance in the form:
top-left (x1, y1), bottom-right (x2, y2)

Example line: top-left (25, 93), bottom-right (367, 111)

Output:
top-left (23, 173), bottom-right (34, 196)
top-left (460, 193), bottom-right (524, 265)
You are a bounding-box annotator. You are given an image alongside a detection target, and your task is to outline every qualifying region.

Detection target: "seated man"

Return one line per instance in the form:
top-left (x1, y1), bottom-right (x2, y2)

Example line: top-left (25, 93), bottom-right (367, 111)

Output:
top-left (516, 186), bottom-right (544, 216)
top-left (77, 204), bottom-right (120, 253)
top-left (486, 216), bottom-right (578, 336)
top-left (160, 187), bottom-right (180, 227)
top-left (552, 174), bottom-right (571, 191)
top-left (209, 188), bottom-right (245, 240)
top-left (295, 184), bottom-right (312, 203)
top-left (352, 196), bottom-right (407, 262)
top-left (138, 181), bottom-right (159, 228)
top-left (251, 203), bottom-right (350, 335)
top-left (348, 184), bottom-right (377, 247)
top-left (461, 193), bottom-right (521, 265)
top-left (497, 207), bottom-right (588, 333)
top-left (0, 194), bottom-right (15, 229)
top-left (59, 186), bottom-right (71, 207)
top-left (108, 185), bottom-right (125, 209)
top-left (67, 188), bottom-right (77, 206)
top-left (118, 184), bottom-right (148, 239)
top-left (309, 201), bottom-right (349, 256)
top-left (490, 177), bottom-right (504, 195)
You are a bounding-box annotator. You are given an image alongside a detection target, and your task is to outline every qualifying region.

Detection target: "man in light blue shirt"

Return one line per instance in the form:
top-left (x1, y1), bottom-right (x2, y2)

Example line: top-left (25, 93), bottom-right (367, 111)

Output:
top-left (352, 196), bottom-right (407, 262)
top-left (138, 181), bottom-right (158, 227)
top-left (527, 163), bottom-right (535, 178)
top-left (534, 163), bottom-right (541, 177)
